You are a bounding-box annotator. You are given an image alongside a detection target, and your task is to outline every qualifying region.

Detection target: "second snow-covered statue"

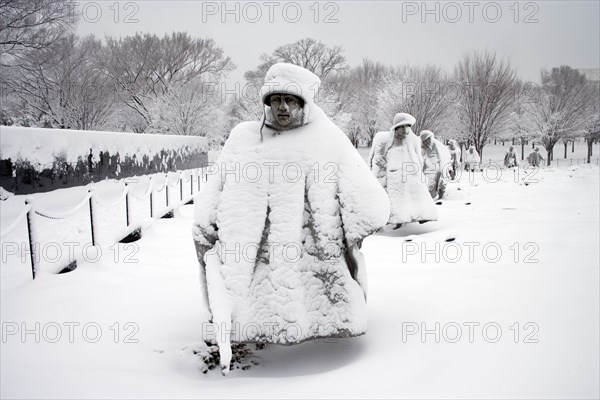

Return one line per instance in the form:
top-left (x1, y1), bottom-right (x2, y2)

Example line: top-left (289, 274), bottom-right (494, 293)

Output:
top-left (369, 113), bottom-right (438, 226)
top-left (192, 63), bottom-right (390, 374)
top-left (420, 130), bottom-right (452, 200)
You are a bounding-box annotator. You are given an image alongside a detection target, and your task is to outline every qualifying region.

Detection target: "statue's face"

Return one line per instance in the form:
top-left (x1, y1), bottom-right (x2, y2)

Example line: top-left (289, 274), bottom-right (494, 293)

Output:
top-left (269, 94), bottom-right (302, 128)
top-left (394, 124), bottom-right (411, 140)
top-left (421, 137), bottom-right (432, 149)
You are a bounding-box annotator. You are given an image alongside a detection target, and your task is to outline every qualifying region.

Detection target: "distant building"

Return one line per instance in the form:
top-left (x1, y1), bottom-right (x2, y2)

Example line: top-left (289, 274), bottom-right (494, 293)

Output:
top-left (577, 68), bottom-right (600, 81)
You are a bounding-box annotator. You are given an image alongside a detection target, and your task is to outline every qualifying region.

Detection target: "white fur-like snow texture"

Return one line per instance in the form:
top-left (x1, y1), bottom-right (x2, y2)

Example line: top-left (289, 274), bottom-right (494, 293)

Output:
top-left (193, 103), bottom-right (390, 350)
top-left (369, 131), bottom-right (438, 223)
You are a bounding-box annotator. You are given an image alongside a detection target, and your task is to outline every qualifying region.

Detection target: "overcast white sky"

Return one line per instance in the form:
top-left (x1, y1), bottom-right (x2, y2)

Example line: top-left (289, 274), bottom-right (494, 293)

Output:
top-left (76, 0), bottom-right (600, 84)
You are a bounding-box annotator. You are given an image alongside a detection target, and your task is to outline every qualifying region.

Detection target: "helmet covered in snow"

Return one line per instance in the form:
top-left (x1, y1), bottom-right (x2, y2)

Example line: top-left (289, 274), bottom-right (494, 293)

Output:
top-left (260, 63), bottom-right (320, 106)
top-left (263, 93), bottom-right (305, 109)
top-left (260, 63), bottom-right (321, 127)
top-left (391, 113), bottom-right (416, 131)
top-left (420, 130), bottom-right (434, 142)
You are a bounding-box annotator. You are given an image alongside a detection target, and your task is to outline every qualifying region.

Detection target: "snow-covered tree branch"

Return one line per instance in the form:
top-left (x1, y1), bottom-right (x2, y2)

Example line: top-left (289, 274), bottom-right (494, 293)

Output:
top-left (454, 50), bottom-right (518, 161)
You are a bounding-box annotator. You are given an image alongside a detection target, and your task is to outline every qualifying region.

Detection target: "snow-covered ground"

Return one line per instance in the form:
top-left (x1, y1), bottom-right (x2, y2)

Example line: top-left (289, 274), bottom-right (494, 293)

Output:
top-left (1, 162), bottom-right (599, 398)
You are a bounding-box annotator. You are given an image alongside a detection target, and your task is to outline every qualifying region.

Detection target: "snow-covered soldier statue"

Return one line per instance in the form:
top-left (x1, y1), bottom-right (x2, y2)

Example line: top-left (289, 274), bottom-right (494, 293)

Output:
top-left (527, 147), bottom-right (544, 167)
top-left (447, 140), bottom-right (461, 180)
top-left (464, 145), bottom-right (481, 172)
top-left (369, 113), bottom-right (437, 228)
top-left (192, 63), bottom-right (390, 375)
top-left (504, 145), bottom-right (518, 168)
top-left (420, 130), bottom-right (451, 200)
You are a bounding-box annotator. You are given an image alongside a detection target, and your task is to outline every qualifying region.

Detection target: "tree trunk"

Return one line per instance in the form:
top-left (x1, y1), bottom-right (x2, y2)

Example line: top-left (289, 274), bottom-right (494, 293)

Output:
top-left (572, 140), bottom-right (575, 153)
top-left (544, 143), bottom-right (555, 166)
top-left (521, 139), bottom-right (525, 160)
top-left (512, 138), bottom-right (515, 145)
top-left (588, 139), bottom-right (593, 163)
top-left (564, 142), bottom-right (568, 159)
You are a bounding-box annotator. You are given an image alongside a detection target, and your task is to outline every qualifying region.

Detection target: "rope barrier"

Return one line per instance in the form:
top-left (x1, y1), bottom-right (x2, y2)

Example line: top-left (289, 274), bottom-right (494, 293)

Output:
top-left (92, 187), bottom-right (128, 208)
top-left (153, 176), bottom-right (167, 192)
top-left (32, 193), bottom-right (92, 220)
top-left (2, 167), bottom-right (200, 280)
top-left (166, 174), bottom-right (180, 187)
top-left (129, 178), bottom-right (154, 201)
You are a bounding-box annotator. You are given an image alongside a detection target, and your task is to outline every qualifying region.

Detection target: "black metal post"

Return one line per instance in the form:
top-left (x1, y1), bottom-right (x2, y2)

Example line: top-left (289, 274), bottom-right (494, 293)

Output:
top-left (24, 199), bottom-right (36, 279)
top-left (88, 190), bottom-right (95, 246)
top-left (125, 183), bottom-right (130, 226)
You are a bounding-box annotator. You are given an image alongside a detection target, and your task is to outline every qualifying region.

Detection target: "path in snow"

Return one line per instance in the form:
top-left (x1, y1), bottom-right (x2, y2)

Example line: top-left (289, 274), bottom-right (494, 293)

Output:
top-left (1, 165), bottom-right (599, 398)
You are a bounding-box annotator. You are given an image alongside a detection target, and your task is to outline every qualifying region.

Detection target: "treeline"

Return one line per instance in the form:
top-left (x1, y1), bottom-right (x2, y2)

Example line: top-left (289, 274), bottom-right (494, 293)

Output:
top-left (1, 0), bottom-right (598, 164)
top-left (235, 37), bottom-right (599, 165)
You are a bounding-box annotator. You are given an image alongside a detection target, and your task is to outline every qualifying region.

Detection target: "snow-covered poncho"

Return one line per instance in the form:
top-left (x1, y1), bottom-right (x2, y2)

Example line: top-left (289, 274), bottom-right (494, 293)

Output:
top-left (449, 145), bottom-right (461, 170)
top-left (370, 131), bottom-right (437, 224)
top-left (527, 150), bottom-right (544, 167)
top-left (504, 149), bottom-right (518, 168)
top-left (193, 79), bottom-right (390, 372)
top-left (421, 135), bottom-right (452, 199)
top-left (368, 131), bottom-right (389, 182)
top-left (464, 148), bottom-right (481, 169)
top-left (422, 138), bottom-right (452, 179)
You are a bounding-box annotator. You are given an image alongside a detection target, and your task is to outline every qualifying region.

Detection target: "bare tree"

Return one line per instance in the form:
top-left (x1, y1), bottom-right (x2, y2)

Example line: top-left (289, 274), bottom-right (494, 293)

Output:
top-left (506, 82), bottom-right (539, 160)
top-left (454, 50), bottom-right (518, 161)
top-left (526, 66), bottom-right (595, 165)
top-left (343, 58), bottom-right (393, 146)
top-left (228, 80), bottom-right (263, 127)
top-left (145, 79), bottom-right (240, 148)
top-left (244, 38), bottom-right (347, 81)
top-left (148, 79), bottom-right (213, 136)
top-left (377, 65), bottom-right (453, 137)
top-left (1, 34), bottom-right (115, 130)
top-left (91, 32), bottom-right (234, 128)
top-left (0, 0), bottom-right (75, 62)
top-left (582, 81), bottom-right (600, 164)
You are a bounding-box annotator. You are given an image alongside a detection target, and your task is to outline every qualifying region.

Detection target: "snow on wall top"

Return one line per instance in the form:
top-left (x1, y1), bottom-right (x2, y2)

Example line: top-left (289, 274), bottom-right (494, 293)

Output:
top-left (0, 126), bottom-right (208, 165)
